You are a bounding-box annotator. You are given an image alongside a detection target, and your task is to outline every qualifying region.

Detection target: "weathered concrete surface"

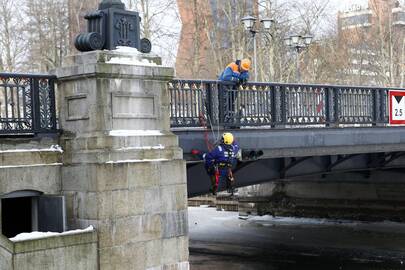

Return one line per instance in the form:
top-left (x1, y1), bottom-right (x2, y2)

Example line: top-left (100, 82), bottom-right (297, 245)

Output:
top-left (0, 235), bottom-right (13, 269)
top-left (0, 136), bottom-right (62, 196)
top-left (56, 50), bottom-right (189, 270)
top-left (238, 170), bottom-right (405, 221)
top-left (0, 231), bottom-right (97, 270)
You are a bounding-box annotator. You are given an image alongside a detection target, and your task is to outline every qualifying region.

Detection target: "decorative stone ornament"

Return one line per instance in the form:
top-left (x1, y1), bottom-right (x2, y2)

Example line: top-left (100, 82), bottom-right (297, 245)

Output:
top-left (75, 0), bottom-right (152, 53)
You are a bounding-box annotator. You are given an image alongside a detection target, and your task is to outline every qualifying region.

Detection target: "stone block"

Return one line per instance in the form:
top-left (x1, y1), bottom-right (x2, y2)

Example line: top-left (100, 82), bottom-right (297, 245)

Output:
top-left (128, 189), bottom-right (145, 216)
top-left (62, 165), bottom-right (98, 192)
top-left (111, 190), bottom-right (129, 217)
top-left (74, 192), bottom-right (99, 220)
top-left (128, 162), bottom-right (160, 188)
top-left (160, 185), bottom-right (187, 213)
top-left (99, 242), bottom-right (146, 270)
top-left (145, 239), bottom-right (163, 268)
top-left (161, 211), bottom-right (188, 239)
top-left (159, 161), bottom-right (186, 186)
top-left (0, 165), bottom-right (61, 196)
top-left (144, 187), bottom-right (161, 214)
top-left (161, 237), bottom-right (189, 266)
top-left (12, 232), bottom-right (98, 270)
top-left (175, 185), bottom-right (188, 211)
top-left (96, 164), bottom-right (129, 191)
top-left (0, 245), bottom-right (12, 270)
top-left (97, 191), bottom-right (113, 219)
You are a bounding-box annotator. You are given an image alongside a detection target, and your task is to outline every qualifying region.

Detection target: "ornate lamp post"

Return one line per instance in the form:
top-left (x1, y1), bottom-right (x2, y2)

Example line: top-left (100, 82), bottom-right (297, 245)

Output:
top-left (241, 15), bottom-right (274, 81)
top-left (284, 34), bottom-right (313, 82)
top-left (75, 0), bottom-right (151, 53)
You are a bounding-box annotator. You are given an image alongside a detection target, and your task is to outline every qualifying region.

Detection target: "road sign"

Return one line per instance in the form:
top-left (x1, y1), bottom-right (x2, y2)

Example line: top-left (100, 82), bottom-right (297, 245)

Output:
top-left (389, 90), bottom-right (405, 125)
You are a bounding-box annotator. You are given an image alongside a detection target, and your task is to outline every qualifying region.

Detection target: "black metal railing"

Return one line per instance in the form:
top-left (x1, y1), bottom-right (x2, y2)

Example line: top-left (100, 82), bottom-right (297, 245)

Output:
top-left (0, 73), bottom-right (57, 135)
top-left (168, 79), bottom-right (392, 128)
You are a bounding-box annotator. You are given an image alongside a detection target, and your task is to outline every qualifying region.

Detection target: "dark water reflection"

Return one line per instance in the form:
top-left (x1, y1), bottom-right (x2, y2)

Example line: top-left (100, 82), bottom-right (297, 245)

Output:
top-left (188, 207), bottom-right (405, 270)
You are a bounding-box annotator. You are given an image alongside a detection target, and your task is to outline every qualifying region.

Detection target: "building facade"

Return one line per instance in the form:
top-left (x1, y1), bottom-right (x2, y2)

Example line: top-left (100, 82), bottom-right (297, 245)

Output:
top-left (176, 0), bottom-right (257, 79)
top-left (337, 0), bottom-right (405, 86)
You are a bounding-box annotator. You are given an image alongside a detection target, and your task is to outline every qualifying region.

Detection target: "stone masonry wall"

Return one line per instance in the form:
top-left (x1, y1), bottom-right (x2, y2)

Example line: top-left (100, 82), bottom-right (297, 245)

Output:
top-left (0, 231), bottom-right (97, 270)
top-left (56, 50), bottom-right (189, 270)
top-left (238, 171), bottom-right (405, 221)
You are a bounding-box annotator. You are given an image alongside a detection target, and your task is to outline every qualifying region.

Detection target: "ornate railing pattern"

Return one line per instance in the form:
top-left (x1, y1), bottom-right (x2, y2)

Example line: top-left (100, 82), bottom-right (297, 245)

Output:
top-left (168, 80), bottom-right (394, 128)
top-left (0, 73), bottom-right (57, 135)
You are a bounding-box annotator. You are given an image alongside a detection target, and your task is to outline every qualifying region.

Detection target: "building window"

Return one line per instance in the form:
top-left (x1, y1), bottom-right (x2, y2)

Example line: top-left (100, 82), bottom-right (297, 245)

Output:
top-left (393, 11), bottom-right (405, 25)
top-left (341, 14), bottom-right (371, 28)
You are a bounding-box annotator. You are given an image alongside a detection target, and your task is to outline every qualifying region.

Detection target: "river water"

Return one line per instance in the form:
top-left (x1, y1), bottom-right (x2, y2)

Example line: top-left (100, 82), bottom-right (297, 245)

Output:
top-left (188, 207), bottom-right (405, 270)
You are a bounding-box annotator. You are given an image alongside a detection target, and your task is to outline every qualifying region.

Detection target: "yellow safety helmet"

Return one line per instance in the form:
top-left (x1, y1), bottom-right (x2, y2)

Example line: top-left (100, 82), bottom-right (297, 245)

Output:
top-left (222, 132), bottom-right (234, 145)
top-left (240, 58), bottom-right (251, 71)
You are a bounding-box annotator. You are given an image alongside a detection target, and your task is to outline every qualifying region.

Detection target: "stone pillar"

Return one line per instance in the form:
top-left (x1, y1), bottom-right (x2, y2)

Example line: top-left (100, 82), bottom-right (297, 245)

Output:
top-left (56, 49), bottom-right (189, 270)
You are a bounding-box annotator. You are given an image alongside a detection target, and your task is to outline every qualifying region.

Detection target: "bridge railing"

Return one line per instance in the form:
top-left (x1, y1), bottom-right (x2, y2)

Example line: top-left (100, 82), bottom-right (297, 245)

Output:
top-left (0, 73), bottom-right (57, 135)
top-left (168, 79), bottom-right (391, 128)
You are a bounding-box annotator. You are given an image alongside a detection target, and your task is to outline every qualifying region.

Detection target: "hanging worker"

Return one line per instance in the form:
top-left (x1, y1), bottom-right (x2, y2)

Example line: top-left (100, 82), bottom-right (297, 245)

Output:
top-left (203, 132), bottom-right (241, 195)
top-left (218, 58), bottom-right (251, 126)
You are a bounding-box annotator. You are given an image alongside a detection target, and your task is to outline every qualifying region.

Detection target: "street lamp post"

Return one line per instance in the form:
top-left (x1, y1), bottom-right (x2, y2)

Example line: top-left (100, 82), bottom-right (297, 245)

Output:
top-left (284, 34), bottom-right (313, 82)
top-left (241, 16), bottom-right (274, 82)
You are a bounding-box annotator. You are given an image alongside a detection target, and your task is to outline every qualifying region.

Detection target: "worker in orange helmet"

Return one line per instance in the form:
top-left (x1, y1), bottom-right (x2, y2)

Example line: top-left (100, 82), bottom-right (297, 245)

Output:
top-left (218, 58), bottom-right (251, 127)
top-left (219, 58), bottom-right (251, 83)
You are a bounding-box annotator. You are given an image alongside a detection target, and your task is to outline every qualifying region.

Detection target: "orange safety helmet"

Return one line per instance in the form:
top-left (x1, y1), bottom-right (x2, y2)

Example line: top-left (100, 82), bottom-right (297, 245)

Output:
top-left (240, 58), bottom-right (251, 71)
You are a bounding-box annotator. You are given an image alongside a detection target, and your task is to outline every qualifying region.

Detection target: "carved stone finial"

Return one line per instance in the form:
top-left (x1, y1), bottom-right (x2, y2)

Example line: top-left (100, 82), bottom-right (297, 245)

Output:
top-left (99, 0), bottom-right (125, 10)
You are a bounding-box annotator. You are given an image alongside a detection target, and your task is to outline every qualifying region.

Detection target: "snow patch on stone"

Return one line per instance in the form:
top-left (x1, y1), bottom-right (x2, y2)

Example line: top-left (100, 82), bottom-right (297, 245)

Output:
top-left (116, 144), bottom-right (165, 151)
top-left (107, 57), bottom-right (158, 66)
top-left (9, 226), bottom-right (94, 242)
top-left (107, 47), bottom-right (158, 66)
top-left (114, 46), bottom-right (143, 54)
top-left (108, 130), bottom-right (163, 136)
top-left (0, 145), bottom-right (63, 153)
top-left (0, 163), bottom-right (62, 169)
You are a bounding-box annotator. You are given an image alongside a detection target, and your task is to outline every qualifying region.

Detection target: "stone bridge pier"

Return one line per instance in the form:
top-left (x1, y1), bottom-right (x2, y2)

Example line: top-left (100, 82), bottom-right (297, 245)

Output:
top-left (56, 50), bottom-right (189, 270)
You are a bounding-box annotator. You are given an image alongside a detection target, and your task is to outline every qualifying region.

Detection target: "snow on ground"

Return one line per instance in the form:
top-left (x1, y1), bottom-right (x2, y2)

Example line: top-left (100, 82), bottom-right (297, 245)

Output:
top-left (9, 226), bottom-right (94, 242)
top-left (188, 206), bottom-right (405, 233)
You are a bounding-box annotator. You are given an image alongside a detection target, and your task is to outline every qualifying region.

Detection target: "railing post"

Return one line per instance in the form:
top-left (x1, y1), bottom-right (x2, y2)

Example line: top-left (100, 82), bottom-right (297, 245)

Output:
top-left (32, 77), bottom-right (42, 133)
top-left (325, 87), bottom-right (330, 126)
top-left (280, 85), bottom-right (287, 127)
top-left (217, 82), bottom-right (228, 128)
top-left (205, 82), bottom-right (213, 128)
top-left (333, 87), bottom-right (340, 127)
top-left (372, 88), bottom-right (378, 126)
top-left (325, 87), bottom-right (338, 127)
top-left (270, 85), bottom-right (277, 128)
top-left (49, 78), bottom-right (57, 130)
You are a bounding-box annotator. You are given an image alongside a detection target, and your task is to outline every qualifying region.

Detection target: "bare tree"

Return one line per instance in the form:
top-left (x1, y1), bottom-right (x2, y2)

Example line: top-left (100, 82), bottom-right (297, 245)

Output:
top-left (125, 0), bottom-right (180, 66)
top-left (67, 0), bottom-right (98, 53)
top-left (25, 0), bottom-right (70, 72)
top-left (0, 0), bottom-right (26, 71)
